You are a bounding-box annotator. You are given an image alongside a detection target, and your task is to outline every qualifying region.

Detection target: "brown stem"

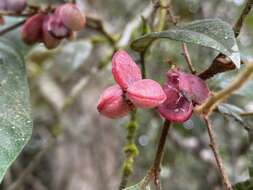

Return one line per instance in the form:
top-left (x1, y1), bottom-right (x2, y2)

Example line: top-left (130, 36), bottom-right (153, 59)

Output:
top-left (204, 117), bottom-right (233, 190)
top-left (182, 42), bottom-right (196, 74)
top-left (196, 62), bottom-right (253, 116)
top-left (0, 19), bottom-right (26, 36)
top-left (233, 0), bottom-right (253, 37)
top-left (138, 121), bottom-right (171, 190)
top-left (152, 120), bottom-right (171, 190)
top-left (240, 112), bottom-right (253, 116)
top-left (86, 15), bottom-right (117, 51)
top-left (0, 10), bottom-right (35, 17)
top-left (166, 4), bottom-right (196, 74)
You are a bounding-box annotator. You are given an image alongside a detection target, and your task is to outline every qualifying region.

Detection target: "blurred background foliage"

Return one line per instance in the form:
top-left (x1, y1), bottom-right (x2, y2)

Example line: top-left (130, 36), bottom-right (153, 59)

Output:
top-left (0, 0), bottom-right (253, 189)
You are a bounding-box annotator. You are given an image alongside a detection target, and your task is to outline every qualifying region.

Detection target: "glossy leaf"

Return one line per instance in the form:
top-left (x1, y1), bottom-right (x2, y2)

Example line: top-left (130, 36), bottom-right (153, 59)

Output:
top-left (0, 39), bottom-right (33, 182)
top-left (131, 19), bottom-right (240, 68)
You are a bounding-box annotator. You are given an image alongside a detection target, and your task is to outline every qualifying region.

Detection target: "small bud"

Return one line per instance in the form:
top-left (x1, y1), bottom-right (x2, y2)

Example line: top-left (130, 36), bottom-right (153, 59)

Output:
top-left (42, 16), bottom-right (61, 49)
top-left (112, 50), bottom-right (142, 90)
top-left (158, 85), bottom-right (193, 123)
top-left (6, 0), bottom-right (27, 13)
top-left (45, 14), bottom-right (70, 38)
top-left (56, 3), bottom-right (85, 31)
top-left (97, 85), bottom-right (131, 118)
top-left (22, 13), bottom-right (45, 45)
top-left (127, 79), bottom-right (166, 108)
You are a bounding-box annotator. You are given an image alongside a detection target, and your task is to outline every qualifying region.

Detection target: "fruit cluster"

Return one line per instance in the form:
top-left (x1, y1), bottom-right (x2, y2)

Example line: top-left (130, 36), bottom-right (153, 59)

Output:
top-left (22, 3), bottom-right (86, 49)
top-left (97, 50), bottom-right (166, 118)
top-left (97, 51), bottom-right (210, 123)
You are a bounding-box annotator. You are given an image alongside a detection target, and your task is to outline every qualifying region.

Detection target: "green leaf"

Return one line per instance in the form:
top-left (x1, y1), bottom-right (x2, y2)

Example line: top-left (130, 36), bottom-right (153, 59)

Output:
top-left (131, 19), bottom-right (240, 68)
top-left (217, 103), bottom-right (249, 129)
top-left (234, 180), bottom-right (253, 190)
top-left (0, 39), bottom-right (33, 182)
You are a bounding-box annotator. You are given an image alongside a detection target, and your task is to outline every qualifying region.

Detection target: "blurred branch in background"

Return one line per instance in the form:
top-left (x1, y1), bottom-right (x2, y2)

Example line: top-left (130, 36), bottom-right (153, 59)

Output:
top-left (204, 117), bottom-right (233, 190)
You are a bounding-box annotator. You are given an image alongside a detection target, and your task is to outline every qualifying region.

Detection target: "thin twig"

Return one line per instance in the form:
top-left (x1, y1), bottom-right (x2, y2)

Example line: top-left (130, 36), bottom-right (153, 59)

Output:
top-left (166, 4), bottom-right (196, 74)
top-left (152, 120), bottom-right (171, 190)
top-left (240, 112), bottom-right (253, 116)
top-left (0, 19), bottom-right (26, 36)
top-left (86, 15), bottom-right (118, 51)
top-left (182, 42), bottom-right (196, 74)
top-left (0, 10), bottom-right (35, 17)
top-left (204, 117), bottom-right (233, 190)
top-left (138, 121), bottom-right (171, 190)
top-left (140, 51), bottom-right (146, 79)
top-left (233, 0), bottom-right (253, 37)
top-left (196, 62), bottom-right (253, 116)
top-left (119, 110), bottom-right (139, 189)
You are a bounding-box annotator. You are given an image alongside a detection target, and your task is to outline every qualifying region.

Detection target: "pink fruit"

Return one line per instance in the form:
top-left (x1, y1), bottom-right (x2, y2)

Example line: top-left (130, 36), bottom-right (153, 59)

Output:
top-left (42, 16), bottom-right (61, 49)
top-left (112, 50), bottom-right (142, 90)
top-left (0, 1), bottom-right (6, 10)
top-left (127, 79), bottom-right (166, 108)
top-left (97, 85), bottom-right (131, 118)
top-left (56, 3), bottom-right (85, 31)
top-left (22, 13), bottom-right (46, 45)
top-left (166, 69), bottom-right (210, 104)
top-left (6, 0), bottom-right (26, 13)
top-left (45, 14), bottom-right (70, 38)
top-left (158, 85), bottom-right (193, 123)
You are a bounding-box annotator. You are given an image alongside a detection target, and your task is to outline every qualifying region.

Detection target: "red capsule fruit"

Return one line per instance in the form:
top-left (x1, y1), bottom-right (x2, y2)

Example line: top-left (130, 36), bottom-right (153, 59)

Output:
top-left (22, 13), bottom-right (46, 45)
top-left (97, 85), bottom-right (131, 118)
top-left (56, 3), bottom-right (85, 31)
top-left (127, 79), bottom-right (166, 109)
top-left (112, 50), bottom-right (142, 90)
top-left (44, 14), bottom-right (70, 39)
top-left (166, 69), bottom-right (210, 105)
top-left (158, 85), bottom-right (193, 123)
top-left (42, 15), bottom-right (61, 49)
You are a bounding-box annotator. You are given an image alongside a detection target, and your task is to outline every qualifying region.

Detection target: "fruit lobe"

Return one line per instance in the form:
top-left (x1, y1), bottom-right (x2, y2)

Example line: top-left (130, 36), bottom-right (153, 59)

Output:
top-left (97, 85), bottom-right (131, 118)
top-left (127, 79), bottom-right (166, 108)
top-left (56, 3), bottom-right (86, 31)
top-left (42, 15), bottom-right (61, 49)
top-left (112, 50), bottom-right (142, 90)
top-left (158, 85), bottom-right (193, 122)
top-left (166, 69), bottom-right (210, 104)
top-left (22, 13), bottom-right (46, 45)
